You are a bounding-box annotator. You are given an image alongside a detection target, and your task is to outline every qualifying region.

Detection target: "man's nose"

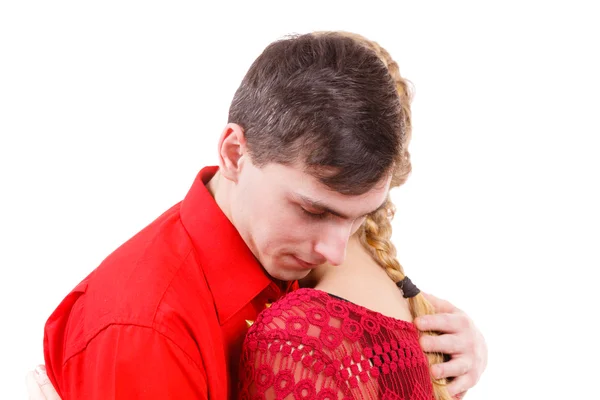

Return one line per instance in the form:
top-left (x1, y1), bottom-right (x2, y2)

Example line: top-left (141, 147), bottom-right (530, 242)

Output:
top-left (313, 222), bottom-right (353, 266)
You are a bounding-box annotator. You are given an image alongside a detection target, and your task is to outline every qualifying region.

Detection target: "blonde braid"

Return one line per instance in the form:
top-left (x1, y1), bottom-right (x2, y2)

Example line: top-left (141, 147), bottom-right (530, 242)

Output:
top-left (358, 204), bottom-right (451, 400)
top-left (319, 31), bottom-right (452, 400)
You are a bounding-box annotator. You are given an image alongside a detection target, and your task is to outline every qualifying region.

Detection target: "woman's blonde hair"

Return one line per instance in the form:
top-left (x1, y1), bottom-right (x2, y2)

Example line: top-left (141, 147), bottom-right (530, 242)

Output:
top-left (313, 31), bottom-right (452, 400)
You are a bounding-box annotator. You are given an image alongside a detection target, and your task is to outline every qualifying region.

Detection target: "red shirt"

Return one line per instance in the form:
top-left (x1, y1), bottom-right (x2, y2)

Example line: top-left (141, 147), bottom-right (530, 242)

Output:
top-left (43, 166), bottom-right (298, 399)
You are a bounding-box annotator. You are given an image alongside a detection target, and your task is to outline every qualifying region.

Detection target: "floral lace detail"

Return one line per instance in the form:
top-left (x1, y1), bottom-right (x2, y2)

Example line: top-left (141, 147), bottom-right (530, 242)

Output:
top-left (239, 288), bottom-right (434, 399)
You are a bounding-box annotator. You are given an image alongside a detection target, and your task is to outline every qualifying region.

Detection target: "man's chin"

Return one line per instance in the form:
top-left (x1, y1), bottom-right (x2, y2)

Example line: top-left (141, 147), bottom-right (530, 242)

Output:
top-left (264, 264), bottom-right (312, 282)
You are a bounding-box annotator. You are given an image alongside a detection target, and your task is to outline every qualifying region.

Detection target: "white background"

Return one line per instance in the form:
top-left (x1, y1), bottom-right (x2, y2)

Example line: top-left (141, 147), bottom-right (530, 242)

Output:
top-left (1, 1), bottom-right (598, 398)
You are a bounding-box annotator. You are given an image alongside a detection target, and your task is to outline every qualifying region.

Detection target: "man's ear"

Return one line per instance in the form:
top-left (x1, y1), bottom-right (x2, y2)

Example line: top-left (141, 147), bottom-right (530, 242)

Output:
top-left (217, 123), bottom-right (248, 183)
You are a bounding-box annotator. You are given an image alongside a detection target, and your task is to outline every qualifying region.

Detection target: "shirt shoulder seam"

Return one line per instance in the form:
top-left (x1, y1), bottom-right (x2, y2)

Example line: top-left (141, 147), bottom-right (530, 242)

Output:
top-left (63, 322), bottom-right (206, 373)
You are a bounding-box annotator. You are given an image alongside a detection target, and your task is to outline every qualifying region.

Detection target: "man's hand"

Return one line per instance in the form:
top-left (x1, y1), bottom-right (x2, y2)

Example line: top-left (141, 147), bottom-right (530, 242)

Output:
top-left (25, 366), bottom-right (61, 400)
top-left (414, 292), bottom-right (488, 398)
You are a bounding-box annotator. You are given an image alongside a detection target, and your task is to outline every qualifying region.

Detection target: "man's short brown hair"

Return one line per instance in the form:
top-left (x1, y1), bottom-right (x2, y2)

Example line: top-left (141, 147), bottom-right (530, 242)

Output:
top-left (228, 32), bottom-right (405, 195)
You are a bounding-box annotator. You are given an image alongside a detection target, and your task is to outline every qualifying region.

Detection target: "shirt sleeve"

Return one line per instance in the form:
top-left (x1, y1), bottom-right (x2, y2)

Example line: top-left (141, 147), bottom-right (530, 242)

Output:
top-left (237, 301), bottom-right (353, 400)
top-left (58, 324), bottom-right (208, 399)
top-left (239, 331), bottom-right (342, 399)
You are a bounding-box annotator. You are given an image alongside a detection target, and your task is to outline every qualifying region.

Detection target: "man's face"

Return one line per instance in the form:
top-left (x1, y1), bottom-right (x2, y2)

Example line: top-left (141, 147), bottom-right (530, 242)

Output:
top-left (229, 160), bottom-right (391, 281)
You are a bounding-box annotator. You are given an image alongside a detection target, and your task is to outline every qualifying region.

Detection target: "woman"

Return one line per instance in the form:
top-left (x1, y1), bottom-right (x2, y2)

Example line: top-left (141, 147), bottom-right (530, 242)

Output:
top-left (237, 32), bottom-right (452, 400)
top-left (27, 32), bottom-right (475, 400)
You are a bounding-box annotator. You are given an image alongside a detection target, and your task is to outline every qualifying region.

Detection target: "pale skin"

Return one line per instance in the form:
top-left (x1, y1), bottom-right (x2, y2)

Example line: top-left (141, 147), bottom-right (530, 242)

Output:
top-left (27, 123), bottom-right (487, 398)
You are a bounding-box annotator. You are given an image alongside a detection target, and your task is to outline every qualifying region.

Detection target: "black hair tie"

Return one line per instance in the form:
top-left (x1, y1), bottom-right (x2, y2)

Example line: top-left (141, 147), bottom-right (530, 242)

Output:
top-left (396, 276), bottom-right (420, 298)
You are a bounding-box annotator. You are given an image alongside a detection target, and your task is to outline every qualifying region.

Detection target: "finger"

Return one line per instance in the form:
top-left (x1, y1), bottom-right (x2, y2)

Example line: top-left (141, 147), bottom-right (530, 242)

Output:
top-left (430, 357), bottom-right (472, 380)
top-left (420, 333), bottom-right (465, 354)
top-left (34, 366), bottom-right (61, 400)
top-left (25, 371), bottom-right (45, 400)
top-left (445, 374), bottom-right (474, 397)
top-left (414, 312), bottom-right (469, 334)
top-left (420, 292), bottom-right (459, 314)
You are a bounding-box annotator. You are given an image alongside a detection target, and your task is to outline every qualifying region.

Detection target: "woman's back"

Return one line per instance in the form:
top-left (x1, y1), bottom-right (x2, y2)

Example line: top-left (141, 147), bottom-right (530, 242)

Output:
top-left (239, 288), bottom-right (434, 399)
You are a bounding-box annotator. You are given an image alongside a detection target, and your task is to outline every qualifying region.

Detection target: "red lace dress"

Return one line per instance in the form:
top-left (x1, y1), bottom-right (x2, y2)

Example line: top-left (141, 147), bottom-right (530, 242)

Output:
top-left (238, 288), bottom-right (434, 399)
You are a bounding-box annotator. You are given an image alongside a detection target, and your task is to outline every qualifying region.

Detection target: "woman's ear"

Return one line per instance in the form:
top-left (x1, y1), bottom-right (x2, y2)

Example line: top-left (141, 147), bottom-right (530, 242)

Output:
top-left (217, 123), bottom-right (248, 183)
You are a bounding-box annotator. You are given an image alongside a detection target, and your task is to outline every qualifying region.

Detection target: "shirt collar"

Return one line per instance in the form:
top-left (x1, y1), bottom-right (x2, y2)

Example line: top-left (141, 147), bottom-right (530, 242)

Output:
top-left (180, 166), bottom-right (291, 324)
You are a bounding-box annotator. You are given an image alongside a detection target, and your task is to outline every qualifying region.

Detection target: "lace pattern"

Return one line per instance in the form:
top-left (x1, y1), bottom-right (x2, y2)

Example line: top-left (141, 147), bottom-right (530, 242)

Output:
top-left (239, 288), bottom-right (434, 399)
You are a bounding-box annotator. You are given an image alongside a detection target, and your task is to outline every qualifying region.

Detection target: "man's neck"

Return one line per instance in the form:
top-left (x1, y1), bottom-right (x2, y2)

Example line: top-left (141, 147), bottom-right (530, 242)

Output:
top-left (206, 169), bottom-right (233, 223)
top-left (205, 169), bottom-right (220, 198)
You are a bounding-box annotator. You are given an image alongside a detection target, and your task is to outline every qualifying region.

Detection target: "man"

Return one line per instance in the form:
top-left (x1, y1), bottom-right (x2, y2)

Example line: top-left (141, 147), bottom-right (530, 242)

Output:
top-left (35, 32), bottom-right (487, 399)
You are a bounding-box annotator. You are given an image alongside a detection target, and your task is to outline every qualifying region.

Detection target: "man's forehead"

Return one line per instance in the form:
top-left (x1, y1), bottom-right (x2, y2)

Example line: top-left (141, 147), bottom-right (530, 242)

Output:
top-left (266, 161), bottom-right (391, 204)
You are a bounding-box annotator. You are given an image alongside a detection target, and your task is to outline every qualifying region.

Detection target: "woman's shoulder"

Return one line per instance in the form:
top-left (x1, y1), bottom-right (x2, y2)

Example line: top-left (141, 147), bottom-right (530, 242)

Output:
top-left (250, 288), bottom-right (328, 330)
top-left (248, 287), bottom-right (417, 340)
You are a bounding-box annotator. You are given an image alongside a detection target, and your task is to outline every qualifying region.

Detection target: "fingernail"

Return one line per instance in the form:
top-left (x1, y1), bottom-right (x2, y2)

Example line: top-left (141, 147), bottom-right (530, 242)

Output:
top-left (416, 317), bottom-right (428, 330)
top-left (34, 365), bottom-right (50, 385)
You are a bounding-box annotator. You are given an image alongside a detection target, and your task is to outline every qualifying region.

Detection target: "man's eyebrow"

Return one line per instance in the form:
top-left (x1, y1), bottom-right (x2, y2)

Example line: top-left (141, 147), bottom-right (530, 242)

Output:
top-left (294, 193), bottom-right (387, 220)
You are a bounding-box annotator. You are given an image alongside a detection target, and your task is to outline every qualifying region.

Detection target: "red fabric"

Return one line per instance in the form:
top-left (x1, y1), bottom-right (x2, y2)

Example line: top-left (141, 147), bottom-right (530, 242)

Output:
top-left (239, 288), bottom-right (434, 399)
top-left (44, 166), bottom-right (298, 399)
